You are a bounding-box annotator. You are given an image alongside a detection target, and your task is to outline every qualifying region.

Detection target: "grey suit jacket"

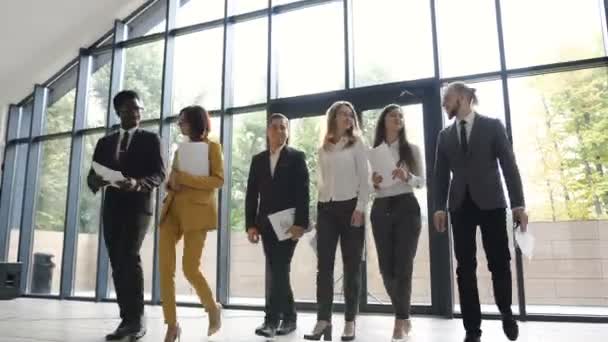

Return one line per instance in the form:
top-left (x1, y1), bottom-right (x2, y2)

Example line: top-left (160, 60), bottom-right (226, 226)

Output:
top-left (433, 113), bottom-right (525, 212)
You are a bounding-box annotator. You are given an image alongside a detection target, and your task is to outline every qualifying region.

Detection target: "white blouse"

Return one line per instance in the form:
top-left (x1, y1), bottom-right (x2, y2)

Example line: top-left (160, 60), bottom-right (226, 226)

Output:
top-left (317, 137), bottom-right (371, 212)
top-left (374, 141), bottom-right (425, 198)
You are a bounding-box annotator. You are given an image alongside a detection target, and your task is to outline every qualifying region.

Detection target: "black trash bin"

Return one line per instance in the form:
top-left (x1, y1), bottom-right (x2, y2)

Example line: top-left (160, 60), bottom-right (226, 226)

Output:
top-left (31, 253), bottom-right (55, 294)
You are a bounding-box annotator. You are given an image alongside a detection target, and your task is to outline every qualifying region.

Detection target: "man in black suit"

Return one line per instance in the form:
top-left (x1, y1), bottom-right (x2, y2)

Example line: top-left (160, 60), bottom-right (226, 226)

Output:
top-left (88, 90), bottom-right (165, 340)
top-left (245, 113), bottom-right (310, 338)
top-left (433, 82), bottom-right (528, 342)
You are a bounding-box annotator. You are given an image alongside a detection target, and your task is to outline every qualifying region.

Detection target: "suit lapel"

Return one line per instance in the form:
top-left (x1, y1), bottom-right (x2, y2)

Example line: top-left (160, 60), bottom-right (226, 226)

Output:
top-left (449, 122), bottom-right (465, 159)
top-left (261, 150), bottom-right (272, 181)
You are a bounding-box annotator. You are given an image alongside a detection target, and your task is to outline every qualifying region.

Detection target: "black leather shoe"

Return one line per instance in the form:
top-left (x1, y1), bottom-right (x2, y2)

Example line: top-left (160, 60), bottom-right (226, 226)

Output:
top-left (277, 320), bottom-right (297, 335)
top-left (105, 323), bottom-right (146, 341)
top-left (255, 321), bottom-right (277, 338)
top-left (502, 317), bottom-right (519, 341)
top-left (464, 332), bottom-right (481, 342)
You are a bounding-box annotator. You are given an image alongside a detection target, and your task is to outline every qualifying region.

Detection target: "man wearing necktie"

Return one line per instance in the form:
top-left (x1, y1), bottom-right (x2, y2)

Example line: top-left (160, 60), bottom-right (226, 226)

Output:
top-left (87, 90), bottom-right (165, 341)
top-left (432, 82), bottom-right (527, 342)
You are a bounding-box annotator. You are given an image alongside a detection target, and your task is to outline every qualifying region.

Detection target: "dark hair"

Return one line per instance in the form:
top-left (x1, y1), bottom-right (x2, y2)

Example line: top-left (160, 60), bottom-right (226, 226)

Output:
top-left (180, 105), bottom-right (211, 140)
top-left (446, 81), bottom-right (478, 106)
top-left (373, 104), bottom-right (417, 171)
top-left (268, 113), bottom-right (289, 127)
top-left (113, 90), bottom-right (140, 113)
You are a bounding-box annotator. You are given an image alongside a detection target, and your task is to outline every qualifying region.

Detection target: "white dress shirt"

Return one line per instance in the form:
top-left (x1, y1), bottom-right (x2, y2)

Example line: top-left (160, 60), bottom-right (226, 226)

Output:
top-left (456, 111), bottom-right (475, 143)
top-left (115, 126), bottom-right (138, 160)
top-left (269, 144), bottom-right (285, 177)
top-left (317, 137), bottom-right (370, 212)
top-left (375, 141), bottom-right (425, 198)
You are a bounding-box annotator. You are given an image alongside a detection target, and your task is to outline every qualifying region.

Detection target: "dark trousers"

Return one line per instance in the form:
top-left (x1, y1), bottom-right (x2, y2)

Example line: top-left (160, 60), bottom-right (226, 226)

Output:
top-left (316, 198), bottom-right (364, 322)
top-left (370, 193), bottom-right (421, 319)
top-left (450, 190), bottom-right (512, 336)
top-left (103, 207), bottom-right (150, 324)
top-left (261, 225), bottom-right (298, 325)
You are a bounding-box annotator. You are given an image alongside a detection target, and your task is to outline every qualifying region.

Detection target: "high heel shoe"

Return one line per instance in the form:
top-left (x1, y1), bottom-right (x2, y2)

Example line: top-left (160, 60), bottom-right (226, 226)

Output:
top-left (303, 321), bottom-right (332, 341)
top-left (164, 324), bottom-right (181, 342)
top-left (207, 303), bottom-right (222, 336)
top-left (342, 321), bottom-right (356, 341)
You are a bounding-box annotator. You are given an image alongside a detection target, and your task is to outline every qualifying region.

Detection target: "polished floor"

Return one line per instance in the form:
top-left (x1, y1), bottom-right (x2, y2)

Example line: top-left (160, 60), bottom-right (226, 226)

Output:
top-left (0, 298), bottom-right (607, 341)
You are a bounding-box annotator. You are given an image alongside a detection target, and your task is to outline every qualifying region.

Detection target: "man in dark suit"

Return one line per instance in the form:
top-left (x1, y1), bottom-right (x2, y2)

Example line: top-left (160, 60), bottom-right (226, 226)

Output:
top-left (433, 82), bottom-right (528, 342)
top-left (88, 90), bottom-right (165, 341)
top-left (245, 113), bottom-right (310, 338)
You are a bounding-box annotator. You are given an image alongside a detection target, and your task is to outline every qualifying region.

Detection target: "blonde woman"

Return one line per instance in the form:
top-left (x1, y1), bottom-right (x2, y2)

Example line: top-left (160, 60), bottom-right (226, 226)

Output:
top-left (304, 101), bottom-right (370, 341)
top-left (159, 106), bottom-right (223, 341)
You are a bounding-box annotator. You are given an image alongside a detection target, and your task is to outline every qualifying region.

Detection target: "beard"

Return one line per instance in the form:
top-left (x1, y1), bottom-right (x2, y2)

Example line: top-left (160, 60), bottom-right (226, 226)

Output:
top-left (446, 100), bottom-right (461, 119)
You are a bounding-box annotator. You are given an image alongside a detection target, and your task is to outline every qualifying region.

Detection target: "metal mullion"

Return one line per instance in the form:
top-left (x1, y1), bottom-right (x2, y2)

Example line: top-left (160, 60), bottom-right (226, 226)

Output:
top-left (96, 20), bottom-right (128, 301)
top-left (504, 57), bottom-right (608, 79)
top-left (152, 0), bottom-right (177, 305)
top-left (117, 32), bottom-right (166, 49)
top-left (0, 106), bottom-right (22, 260)
top-left (17, 85), bottom-right (48, 293)
top-left (60, 50), bottom-right (92, 298)
top-left (343, 0), bottom-right (354, 88)
top-left (493, 0), bottom-right (527, 320)
top-left (217, 0), bottom-right (231, 305)
top-left (171, 18), bottom-right (226, 38)
top-left (225, 103), bottom-right (267, 115)
top-left (272, 0), bottom-right (336, 14)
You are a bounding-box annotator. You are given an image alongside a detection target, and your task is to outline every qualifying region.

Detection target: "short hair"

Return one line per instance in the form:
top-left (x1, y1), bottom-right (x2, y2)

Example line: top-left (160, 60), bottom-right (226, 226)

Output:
top-left (268, 113), bottom-right (289, 127)
top-left (113, 90), bottom-right (140, 113)
top-left (179, 105), bottom-right (211, 138)
top-left (446, 81), bottom-right (478, 106)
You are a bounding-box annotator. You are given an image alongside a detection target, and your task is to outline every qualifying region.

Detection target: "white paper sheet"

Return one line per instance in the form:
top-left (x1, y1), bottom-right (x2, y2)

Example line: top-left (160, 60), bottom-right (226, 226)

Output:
top-left (368, 142), bottom-right (398, 188)
top-left (268, 208), bottom-right (295, 241)
top-left (92, 161), bottom-right (125, 184)
top-left (177, 142), bottom-right (209, 176)
top-left (515, 228), bottom-right (535, 259)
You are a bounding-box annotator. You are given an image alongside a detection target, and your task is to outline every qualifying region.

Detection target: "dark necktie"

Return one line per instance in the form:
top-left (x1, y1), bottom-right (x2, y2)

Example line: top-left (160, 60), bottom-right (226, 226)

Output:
top-left (119, 131), bottom-right (129, 167)
top-left (460, 120), bottom-right (468, 153)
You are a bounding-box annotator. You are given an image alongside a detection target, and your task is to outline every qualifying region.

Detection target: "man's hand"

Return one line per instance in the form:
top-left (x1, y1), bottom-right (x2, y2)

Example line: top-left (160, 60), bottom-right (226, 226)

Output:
top-left (372, 172), bottom-right (383, 189)
top-left (90, 173), bottom-right (110, 189)
top-left (392, 167), bottom-right (411, 182)
top-left (433, 210), bottom-right (447, 233)
top-left (287, 225), bottom-right (305, 241)
top-left (116, 178), bottom-right (137, 191)
top-left (247, 227), bottom-right (260, 244)
top-left (512, 208), bottom-right (528, 232)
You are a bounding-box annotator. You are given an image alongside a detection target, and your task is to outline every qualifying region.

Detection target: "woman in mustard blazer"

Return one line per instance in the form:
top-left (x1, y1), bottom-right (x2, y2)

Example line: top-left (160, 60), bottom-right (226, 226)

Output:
top-left (159, 105), bottom-right (224, 342)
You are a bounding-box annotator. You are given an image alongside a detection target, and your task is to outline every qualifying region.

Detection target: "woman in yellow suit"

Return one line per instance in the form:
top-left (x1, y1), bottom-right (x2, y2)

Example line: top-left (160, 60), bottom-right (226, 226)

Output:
top-left (160, 105), bottom-right (223, 341)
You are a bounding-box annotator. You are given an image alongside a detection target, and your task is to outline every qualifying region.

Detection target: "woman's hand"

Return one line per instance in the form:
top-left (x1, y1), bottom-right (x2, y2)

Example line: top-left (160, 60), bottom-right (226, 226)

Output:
top-left (168, 172), bottom-right (182, 192)
top-left (351, 210), bottom-right (364, 227)
top-left (372, 172), bottom-right (383, 189)
top-left (392, 166), bottom-right (411, 182)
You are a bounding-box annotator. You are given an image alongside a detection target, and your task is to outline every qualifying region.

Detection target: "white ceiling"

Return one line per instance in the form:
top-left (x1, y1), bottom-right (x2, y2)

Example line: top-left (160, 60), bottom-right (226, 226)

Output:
top-left (0, 0), bottom-right (148, 137)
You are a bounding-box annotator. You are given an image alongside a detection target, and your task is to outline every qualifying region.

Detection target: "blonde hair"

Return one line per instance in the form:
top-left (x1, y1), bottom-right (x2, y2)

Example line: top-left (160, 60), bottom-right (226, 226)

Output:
top-left (445, 81), bottom-right (478, 106)
top-left (321, 101), bottom-right (362, 151)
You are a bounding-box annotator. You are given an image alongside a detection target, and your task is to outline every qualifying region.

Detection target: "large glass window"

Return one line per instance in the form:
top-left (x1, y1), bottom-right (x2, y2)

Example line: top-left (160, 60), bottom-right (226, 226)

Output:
top-left (123, 41), bottom-right (165, 120)
top-left (274, 2), bottom-right (345, 98)
top-left (227, 19), bottom-right (268, 107)
top-left (172, 28), bottom-right (224, 113)
top-left (176, 0), bottom-right (224, 29)
top-left (229, 0), bottom-right (267, 16)
top-left (29, 138), bottom-right (71, 295)
top-left (228, 111), bottom-right (267, 303)
top-left (45, 70), bottom-right (77, 134)
top-left (6, 143), bottom-right (28, 262)
top-left (86, 54), bottom-right (112, 128)
top-left (73, 133), bottom-right (104, 297)
top-left (352, 0), bottom-right (434, 86)
top-left (501, 0), bottom-right (607, 69)
top-left (436, 0), bottom-right (501, 77)
top-left (508, 68), bottom-right (608, 315)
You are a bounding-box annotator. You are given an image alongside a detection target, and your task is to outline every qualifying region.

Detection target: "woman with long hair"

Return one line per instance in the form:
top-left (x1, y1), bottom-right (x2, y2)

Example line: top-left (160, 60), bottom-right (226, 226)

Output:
top-left (159, 106), bottom-right (223, 341)
top-left (304, 101), bottom-right (370, 341)
top-left (370, 104), bottom-right (424, 341)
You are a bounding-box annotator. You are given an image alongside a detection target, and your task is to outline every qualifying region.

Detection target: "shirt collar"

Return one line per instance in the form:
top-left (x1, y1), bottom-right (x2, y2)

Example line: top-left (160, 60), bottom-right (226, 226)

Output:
top-left (270, 144), bottom-right (285, 156)
top-left (457, 111), bottom-right (475, 125)
top-left (120, 126), bottom-right (138, 135)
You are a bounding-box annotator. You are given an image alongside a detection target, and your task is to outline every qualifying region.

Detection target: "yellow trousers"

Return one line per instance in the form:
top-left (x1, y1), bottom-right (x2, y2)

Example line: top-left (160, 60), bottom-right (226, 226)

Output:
top-left (159, 206), bottom-right (215, 325)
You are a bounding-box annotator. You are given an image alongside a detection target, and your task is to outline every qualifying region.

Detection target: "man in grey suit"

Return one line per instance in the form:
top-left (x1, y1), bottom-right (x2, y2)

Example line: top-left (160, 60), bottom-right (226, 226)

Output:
top-left (433, 82), bottom-right (528, 342)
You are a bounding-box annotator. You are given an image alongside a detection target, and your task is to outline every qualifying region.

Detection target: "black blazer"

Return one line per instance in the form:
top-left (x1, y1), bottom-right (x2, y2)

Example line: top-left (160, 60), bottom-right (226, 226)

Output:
top-left (245, 146), bottom-right (310, 231)
top-left (87, 128), bottom-right (166, 216)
